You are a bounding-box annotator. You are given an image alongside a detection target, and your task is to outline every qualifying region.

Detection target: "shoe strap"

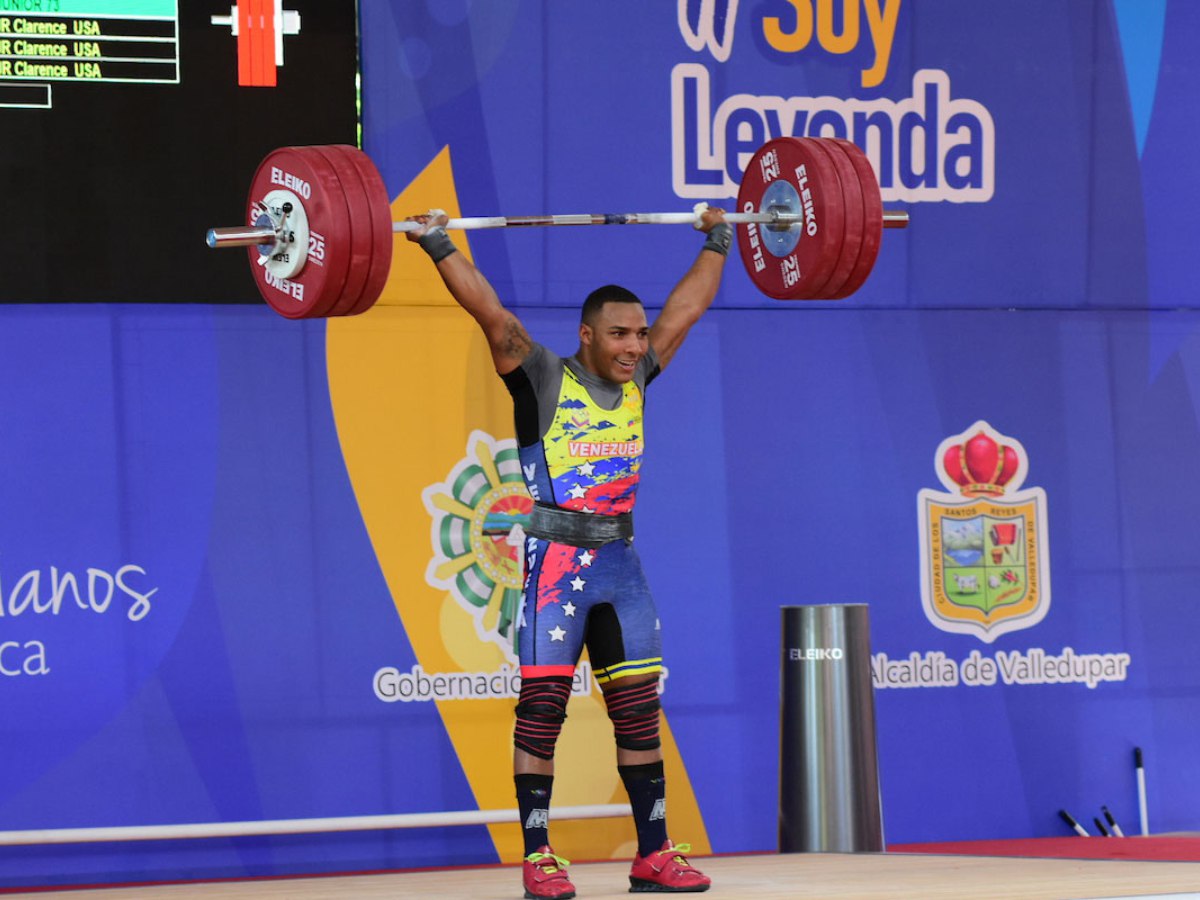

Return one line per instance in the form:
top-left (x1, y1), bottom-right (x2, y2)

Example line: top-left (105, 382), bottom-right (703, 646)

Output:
top-left (662, 842), bottom-right (696, 868)
top-left (526, 850), bottom-right (571, 873)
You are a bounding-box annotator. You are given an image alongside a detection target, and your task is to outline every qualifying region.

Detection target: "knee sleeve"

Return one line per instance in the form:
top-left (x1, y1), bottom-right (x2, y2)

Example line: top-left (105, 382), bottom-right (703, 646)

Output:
top-left (514, 676), bottom-right (572, 760)
top-left (603, 679), bottom-right (662, 751)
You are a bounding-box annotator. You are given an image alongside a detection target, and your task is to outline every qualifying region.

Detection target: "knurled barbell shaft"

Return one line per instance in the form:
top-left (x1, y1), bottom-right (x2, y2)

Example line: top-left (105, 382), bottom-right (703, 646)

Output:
top-left (206, 209), bottom-right (908, 249)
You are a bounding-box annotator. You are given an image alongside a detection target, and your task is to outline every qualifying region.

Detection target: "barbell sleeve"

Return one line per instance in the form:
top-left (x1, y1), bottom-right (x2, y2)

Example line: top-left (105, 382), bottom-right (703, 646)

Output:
top-left (207, 225), bottom-right (279, 249)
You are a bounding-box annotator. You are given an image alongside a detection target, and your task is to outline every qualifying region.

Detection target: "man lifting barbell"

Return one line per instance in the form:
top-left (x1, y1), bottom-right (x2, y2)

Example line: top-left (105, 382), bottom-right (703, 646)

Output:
top-left (406, 205), bottom-right (730, 898)
top-left (203, 136), bottom-right (908, 896)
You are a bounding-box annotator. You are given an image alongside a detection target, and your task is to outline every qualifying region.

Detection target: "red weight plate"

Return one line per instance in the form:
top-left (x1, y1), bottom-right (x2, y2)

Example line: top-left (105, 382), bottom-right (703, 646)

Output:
top-left (736, 136), bottom-right (842, 300)
top-left (238, 0), bottom-right (274, 87)
top-left (291, 146), bottom-right (357, 318)
top-left (258, 0), bottom-right (277, 87)
top-left (829, 139), bottom-right (883, 300)
top-left (329, 145), bottom-right (393, 316)
top-left (790, 138), bottom-right (848, 299)
top-left (808, 138), bottom-right (864, 300)
top-left (337, 145), bottom-right (394, 316)
top-left (236, 0), bottom-right (254, 86)
top-left (246, 146), bottom-right (352, 319)
top-left (313, 145), bottom-right (372, 317)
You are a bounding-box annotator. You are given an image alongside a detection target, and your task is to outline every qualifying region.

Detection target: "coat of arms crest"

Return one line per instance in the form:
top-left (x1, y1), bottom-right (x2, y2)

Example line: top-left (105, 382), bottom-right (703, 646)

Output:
top-left (918, 421), bottom-right (1050, 642)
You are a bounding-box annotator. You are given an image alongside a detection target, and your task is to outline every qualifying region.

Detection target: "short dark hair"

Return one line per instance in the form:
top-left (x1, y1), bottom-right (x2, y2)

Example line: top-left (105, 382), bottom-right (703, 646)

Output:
top-left (581, 284), bottom-right (643, 324)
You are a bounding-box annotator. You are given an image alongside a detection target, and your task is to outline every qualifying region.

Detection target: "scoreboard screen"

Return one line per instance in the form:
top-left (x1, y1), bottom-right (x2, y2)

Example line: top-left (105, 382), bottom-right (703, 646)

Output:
top-left (0, 0), bottom-right (359, 302)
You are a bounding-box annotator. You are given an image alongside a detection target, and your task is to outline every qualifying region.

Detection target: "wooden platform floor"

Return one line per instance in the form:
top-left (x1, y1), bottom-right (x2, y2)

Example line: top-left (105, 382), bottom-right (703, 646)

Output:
top-left (7, 852), bottom-right (1200, 900)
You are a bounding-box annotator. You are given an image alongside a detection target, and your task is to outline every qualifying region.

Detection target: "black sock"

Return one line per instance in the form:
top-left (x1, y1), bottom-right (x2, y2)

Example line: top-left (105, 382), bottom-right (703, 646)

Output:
top-left (619, 761), bottom-right (668, 857)
top-left (515, 773), bottom-right (554, 856)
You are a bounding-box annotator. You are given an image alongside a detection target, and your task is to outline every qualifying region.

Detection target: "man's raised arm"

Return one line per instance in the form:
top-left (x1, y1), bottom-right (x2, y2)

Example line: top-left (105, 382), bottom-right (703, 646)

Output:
top-left (406, 211), bottom-right (533, 375)
top-left (648, 206), bottom-right (731, 370)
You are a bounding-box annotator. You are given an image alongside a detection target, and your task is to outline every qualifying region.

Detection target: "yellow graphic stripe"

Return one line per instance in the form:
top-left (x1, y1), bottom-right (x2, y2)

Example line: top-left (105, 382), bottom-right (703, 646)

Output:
top-left (593, 657), bottom-right (664, 684)
top-left (433, 551), bottom-right (478, 583)
top-left (473, 437), bottom-right (503, 494)
top-left (429, 492), bottom-right (477, 520)
top-left (483, 580), bottom-right (506, 633)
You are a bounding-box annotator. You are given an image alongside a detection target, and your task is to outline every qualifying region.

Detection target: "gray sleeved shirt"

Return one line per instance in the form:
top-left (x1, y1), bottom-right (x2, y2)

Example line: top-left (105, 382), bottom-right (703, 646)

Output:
top-left (500, 343), bottom-right (660, 447)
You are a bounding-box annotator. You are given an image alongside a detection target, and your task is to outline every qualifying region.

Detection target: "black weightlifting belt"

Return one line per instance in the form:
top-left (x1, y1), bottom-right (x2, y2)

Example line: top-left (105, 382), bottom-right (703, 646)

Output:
top-left (526, 503), bottom-right (633, 548)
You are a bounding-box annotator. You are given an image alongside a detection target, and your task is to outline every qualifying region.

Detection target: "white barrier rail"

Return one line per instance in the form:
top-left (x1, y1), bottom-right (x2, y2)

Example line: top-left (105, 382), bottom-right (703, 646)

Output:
top-left (0, 803), bottom-right (633, 846)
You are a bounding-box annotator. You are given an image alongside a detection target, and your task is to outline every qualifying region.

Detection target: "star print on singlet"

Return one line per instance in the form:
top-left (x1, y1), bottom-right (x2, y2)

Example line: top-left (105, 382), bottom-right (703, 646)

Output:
top-left (540, 365), bottom-right (644, 515)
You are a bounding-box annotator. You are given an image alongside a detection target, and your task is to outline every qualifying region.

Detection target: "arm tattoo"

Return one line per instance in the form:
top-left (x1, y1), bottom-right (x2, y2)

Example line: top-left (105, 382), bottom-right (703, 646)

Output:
top-left (501, 315), bottom-right (534, 361)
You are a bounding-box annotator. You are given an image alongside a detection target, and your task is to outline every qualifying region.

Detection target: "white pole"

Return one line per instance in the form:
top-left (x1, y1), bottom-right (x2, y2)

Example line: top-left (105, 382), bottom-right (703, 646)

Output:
top-left (1135, 747), bottom-right (1149, 836)
top-left (0, 803), bottom-right (632, 846)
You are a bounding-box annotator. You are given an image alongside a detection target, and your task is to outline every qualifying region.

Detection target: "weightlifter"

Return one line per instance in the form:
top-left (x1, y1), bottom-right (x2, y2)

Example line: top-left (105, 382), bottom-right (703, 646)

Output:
top-left (407, 206), bottom-right (730, 898)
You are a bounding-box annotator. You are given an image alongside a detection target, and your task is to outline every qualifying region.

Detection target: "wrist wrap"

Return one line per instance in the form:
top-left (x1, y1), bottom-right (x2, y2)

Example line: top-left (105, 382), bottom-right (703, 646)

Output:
top-left (702, 222), bottom-right (733, 256)
top-left (418, 228), bottom-right (457, 263)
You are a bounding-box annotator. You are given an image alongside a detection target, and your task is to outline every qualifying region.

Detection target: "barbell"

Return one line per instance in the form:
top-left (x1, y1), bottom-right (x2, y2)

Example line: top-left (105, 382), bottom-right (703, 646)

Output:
top-left (205, 138), bottom-right (908, 319)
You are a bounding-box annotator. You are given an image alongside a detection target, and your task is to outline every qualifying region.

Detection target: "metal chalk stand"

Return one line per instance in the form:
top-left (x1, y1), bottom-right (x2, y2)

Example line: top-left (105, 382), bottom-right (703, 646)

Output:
top-left (779, 603), bottom-right (884, 852)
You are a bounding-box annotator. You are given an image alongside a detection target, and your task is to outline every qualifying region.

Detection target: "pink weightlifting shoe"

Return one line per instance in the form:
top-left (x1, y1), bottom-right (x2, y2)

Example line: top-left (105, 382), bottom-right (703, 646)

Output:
top-left (523, 846), bottom-right (575, 899)
top-left (628, 840), bottom-right (711, 892)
